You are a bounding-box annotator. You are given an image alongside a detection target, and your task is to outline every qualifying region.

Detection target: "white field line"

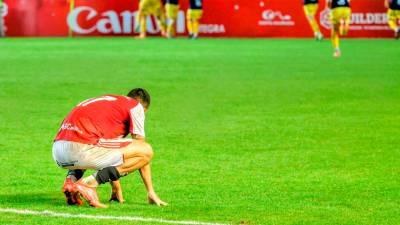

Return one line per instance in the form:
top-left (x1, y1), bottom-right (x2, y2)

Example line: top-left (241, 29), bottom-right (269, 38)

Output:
top-left (0, 208), bottom-right (230, 225)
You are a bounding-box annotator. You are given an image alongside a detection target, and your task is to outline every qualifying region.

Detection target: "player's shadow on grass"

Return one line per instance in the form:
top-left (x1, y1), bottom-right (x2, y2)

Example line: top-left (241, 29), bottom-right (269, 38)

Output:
top-left (0, 193), bottom-right (61, 207)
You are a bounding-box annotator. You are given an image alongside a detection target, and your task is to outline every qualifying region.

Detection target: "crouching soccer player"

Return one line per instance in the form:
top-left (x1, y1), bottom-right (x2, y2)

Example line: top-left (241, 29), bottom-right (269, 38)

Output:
top-left (327, 0), bottom-right (351, 58)
top-left (187, 0), bottom-right (203, 39)
top-left (137, 0), bottom-right (167, 38)
top-left (385, 0), bottom-right (400, 39)
top-left (52, 88), bottom-right (167, 208)
top-left (303, 0), bottom-right (323, 41)
top-left (165, 0), bottom-right (179, 38)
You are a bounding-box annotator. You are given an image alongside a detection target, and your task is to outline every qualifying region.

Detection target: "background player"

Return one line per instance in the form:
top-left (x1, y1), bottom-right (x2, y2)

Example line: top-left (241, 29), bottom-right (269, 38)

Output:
top-left (327, 0), bottom-right (351, 58)
top-left (187, 0), bottom-right (203, 39)
top-left (0, 0), bottom-right (4, 37)
top-left (137, 0), bottom-right (167, 38)
top-left (385, 0), bottom-right (400, 39)
top-left (303, 0), bottom-right (323, 41)
top-left (53, 88), bottom-right (167, 208)
top-left (165, 0), bottom-right (179, 38)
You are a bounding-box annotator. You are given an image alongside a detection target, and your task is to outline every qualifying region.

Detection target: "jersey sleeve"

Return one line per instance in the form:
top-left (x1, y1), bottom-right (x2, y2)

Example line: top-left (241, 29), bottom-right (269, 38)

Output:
top-left (129, 103), bottom-right (145, 137)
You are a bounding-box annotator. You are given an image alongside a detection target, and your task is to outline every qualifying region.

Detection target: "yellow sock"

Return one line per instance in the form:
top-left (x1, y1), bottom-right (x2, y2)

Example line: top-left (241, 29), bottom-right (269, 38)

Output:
top-left (309, 19), bottom-right (321, 34)
top-left (340, 21), bottom-right (350, 36)
top-left (388, 19), bottom-right (398, 31)
top-left (167, 22), bottom-right (175, 36)
top-left (140, 16), bottom-right (146, 36)
top-left (187, 19), bottom-right (193, 34)
top-left (157, 15), bottom-right (167, 35)
top-left (192, 20), bottom-right (199, 35)
top-left (332, 30), bottom-right (340, 49)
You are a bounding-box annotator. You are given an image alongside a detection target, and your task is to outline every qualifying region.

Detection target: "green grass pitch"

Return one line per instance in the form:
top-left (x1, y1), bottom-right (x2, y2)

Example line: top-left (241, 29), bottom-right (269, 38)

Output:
top-left (0, 37), bottom-right (399, 225)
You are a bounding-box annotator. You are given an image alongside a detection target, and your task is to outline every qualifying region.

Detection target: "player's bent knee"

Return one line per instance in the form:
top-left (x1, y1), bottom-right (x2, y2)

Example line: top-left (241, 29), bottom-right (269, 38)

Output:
top-left (143, 143), bottom-right (154, 161)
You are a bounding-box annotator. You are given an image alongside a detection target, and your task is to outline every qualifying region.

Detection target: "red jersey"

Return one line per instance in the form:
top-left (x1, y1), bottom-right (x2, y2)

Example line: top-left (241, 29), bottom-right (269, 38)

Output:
top-left (55, 95), bottom-right (145, 145)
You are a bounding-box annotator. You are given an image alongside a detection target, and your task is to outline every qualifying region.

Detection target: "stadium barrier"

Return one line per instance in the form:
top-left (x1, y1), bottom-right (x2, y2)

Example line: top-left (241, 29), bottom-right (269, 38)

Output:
top-left (2, 0), bottom-right (395, 37)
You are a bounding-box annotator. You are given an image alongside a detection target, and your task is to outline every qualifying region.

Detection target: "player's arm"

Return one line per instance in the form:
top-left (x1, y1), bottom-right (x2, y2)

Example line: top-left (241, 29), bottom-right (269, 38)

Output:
top-left (139, 164), bottom-right (168, 206)
top-left (110, 180), bottom-right (125, 203)
top-left (110, 103), bottom-right (147, 201)
top-left (128, 101), bottom-right (168, 206)
top-left (130, 103), bottom-right (146, 141)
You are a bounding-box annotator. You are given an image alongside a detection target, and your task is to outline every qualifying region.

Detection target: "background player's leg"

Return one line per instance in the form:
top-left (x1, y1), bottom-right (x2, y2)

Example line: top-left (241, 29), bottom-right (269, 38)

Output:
top-left (332, 24), bottom-right (341, 57)
top-left (387, 10), bottom-right (399, 38)
top-left (305, 5), bottom-right (322, 40)
top-left (0, 8), bottom-right (4, 37)
top-left (309, 18), bottom-right (321, 35)
top-left (192, 19), bottom-right (200, 38)
top-left (342, 14), bottom-right (351, 36)
top-left (139, 15), bottom-right (147, 38)
top-left (187, 18), bottom-right (193, 38)
top-left (156, 8), bottom-right (167, 37)
top-left (167, 23), bottom-right (175, 38)
top-left (310, 18), bottom-right (322, 40)
top-left (397, 14), bottom-right (400, 38)
top-left (166, 3), bottom-right (178, 38)
top-left (387, 10), bottom-right (397, 31)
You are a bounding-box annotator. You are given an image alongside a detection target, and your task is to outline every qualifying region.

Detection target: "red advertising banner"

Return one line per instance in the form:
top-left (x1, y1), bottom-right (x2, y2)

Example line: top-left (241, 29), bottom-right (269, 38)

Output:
top-left (0, 0), bottom-right (396, 38)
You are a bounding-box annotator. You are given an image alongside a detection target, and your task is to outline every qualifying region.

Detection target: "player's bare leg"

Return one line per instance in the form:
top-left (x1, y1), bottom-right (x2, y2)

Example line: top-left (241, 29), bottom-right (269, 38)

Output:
top-left (114, 140), bottom-right (154, 173)
top-left (75, 140), bottom-right (166, 207)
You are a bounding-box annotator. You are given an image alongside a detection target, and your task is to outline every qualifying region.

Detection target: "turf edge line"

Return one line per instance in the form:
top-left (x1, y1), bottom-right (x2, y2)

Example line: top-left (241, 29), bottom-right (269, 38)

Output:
top-left (0, 208), bottom-right (230, 225)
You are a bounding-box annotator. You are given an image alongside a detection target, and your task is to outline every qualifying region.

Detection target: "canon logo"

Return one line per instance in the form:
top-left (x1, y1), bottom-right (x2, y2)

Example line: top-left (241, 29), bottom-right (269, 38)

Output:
top-left (67, 6), bottom-right (186, 34)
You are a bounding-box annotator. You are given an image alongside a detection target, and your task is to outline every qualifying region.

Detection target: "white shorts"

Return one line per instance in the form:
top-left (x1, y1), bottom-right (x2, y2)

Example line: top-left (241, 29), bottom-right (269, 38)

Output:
top-left (52, 141), bottom-right (124, 170)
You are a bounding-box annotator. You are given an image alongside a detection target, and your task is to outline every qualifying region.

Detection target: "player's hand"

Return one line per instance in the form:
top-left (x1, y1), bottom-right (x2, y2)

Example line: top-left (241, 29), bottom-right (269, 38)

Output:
top-left (148, 191), bottom-right (167, 206)
top-left (110, 180), bottom-right (125, 203)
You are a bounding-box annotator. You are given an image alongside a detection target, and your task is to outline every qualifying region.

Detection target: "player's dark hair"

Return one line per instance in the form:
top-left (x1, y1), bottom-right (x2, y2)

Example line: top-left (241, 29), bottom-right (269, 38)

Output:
top-left (127, 88), bottom-right (151, 108)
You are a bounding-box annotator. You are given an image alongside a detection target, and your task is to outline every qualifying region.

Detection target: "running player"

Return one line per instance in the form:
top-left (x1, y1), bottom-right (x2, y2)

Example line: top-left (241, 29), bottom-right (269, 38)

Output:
top-left (187, 0), bottom-right (203, 39)
top-left (165, 0), bottom-right (179, 38)
top-left (53, 88), bottom-right (167, 208)
top-left (385, 0), bottom-right (400, 39)
top-left (303, 0), bottom-right (323, 41)
top-left (137, 0), bottom-right (167, 38)
top-left (327, 0), bottom-right (351, 58)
